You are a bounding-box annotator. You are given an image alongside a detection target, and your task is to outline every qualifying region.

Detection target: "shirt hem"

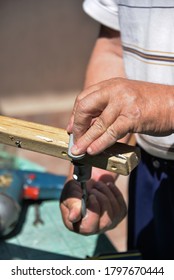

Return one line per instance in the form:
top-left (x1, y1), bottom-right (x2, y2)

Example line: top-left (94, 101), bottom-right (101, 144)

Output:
top-left (83, 0), bottom-right (120, 31)
top-left (136, 134), bottom-right (174, 160)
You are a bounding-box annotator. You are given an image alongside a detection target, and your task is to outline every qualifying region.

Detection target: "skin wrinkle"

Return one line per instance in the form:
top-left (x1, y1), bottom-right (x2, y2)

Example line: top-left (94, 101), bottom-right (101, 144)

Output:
top-left (73, 90), bottom-right (104, 141)
top-left (84, 80), bottom-right (145, 153)
top-left (92, 189), bottom-right (114, 231)
top-left (61, 26), bottom-right (128, 235)
top-left (60, 21), bottom-right (174, 238)
top-left (93, 115), bottom-right (108, 133)
top-left (60, 177), bottom-right (126, 235)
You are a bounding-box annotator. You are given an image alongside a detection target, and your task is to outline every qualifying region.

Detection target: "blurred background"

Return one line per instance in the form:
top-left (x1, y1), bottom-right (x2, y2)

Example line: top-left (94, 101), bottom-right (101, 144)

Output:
top-left (0, 0), bottom-right (128, 259)
top-left (0, 0), bottom-right (98, 98)
top-left (0, 0), bottom-right (99, 174)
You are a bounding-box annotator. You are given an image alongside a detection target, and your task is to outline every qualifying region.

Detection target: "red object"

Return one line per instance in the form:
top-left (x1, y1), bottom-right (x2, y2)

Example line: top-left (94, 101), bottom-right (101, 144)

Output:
top-left (23, 186), bottom-right (40, 200)
top-left (27, 173), bottom-right (36, 180)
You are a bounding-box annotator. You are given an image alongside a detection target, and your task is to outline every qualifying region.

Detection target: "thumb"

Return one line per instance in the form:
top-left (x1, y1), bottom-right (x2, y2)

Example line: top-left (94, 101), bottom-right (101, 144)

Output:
top-left (66, 198), bottom-right (82, 223)
top-left (60, 180), bottom-right (83, 223)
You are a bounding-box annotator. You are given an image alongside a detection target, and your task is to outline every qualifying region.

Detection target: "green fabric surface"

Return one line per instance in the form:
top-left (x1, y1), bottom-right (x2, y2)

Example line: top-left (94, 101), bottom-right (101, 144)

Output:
top-left (0, 149), bottom-right (100, 259)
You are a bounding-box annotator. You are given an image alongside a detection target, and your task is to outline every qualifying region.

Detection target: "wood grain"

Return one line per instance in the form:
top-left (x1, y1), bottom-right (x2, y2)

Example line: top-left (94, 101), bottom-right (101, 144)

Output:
top-left (0, 115), bottom-right (140, 175)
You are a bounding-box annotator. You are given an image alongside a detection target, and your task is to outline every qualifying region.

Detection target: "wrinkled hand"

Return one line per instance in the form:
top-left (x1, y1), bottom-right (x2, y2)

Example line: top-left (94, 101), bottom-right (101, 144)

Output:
top-left (60, 178), bottom-right (127, 235)
top-left (67, 78), bottom-right (174, 155)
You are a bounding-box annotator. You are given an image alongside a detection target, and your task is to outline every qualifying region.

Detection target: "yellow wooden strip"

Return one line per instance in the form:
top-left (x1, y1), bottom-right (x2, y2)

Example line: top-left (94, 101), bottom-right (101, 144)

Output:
top-left (0, 115), bottom-right (140, 175)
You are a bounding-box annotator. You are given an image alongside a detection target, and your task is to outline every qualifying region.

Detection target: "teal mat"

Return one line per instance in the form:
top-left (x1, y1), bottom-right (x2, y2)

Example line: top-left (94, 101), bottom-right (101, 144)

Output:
top-left (0, 146), bottom-right (45, 171)
top-left (0, 148), bottom-right (119, 259)
top-left (1, 200), bottom-right (99, 259)
top-left (0, 149), bottom-right (100, 259)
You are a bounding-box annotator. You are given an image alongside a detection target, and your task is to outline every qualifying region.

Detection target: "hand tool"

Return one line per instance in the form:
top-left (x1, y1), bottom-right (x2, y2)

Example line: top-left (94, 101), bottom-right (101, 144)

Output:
top-left (68, 134), bottom-right (91, 217)
top-left (0, 115), bottom-right (141, 236)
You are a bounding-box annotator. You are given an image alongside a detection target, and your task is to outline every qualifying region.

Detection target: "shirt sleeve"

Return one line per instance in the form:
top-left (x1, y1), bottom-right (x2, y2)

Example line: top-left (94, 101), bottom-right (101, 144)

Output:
top-left (83, 0), bottom-right (120, 30)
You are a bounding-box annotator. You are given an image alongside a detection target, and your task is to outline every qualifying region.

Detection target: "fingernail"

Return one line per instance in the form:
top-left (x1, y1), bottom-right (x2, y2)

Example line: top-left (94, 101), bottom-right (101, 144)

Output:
top-left (69, 211), bottom-right (78, 223)
top-left (66, 124), bottom-right (72, 132)
top-left (71, 145), bottom-right (80, 155)
top-left (87, 146), bottom-right (93, 154)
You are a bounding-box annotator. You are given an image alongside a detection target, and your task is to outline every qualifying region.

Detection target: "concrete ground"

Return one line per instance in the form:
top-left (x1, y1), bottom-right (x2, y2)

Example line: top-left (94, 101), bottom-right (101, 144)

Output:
top-left (0, 0), bottom-right (128, 255)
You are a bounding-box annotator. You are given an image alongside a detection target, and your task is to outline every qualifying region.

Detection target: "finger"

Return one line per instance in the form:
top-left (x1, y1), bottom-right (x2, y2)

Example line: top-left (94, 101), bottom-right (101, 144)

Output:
top-left (93, 181), bottom-right (124, 205)
top-left (77, 193), bottom-right (100, 235)
top-left (87, 115), bottom-right (133, 155)
top-left (71, 102), bottom-right (118, 155)
top-left (60, 203), bottom-right (77, 231)
top-left (60, 180), bottom-right (82, 203)
top-left (60, 180), bottom-right (82, 223)
top-left (66, 97), bottom-right (79, 134)
top-left (67, 84), bottom-right (101, 133)
top-left (91, 182), bottom-right (127, 230)
top-left (62, 192), bottom-right (100, 235)
top-left (106, 182), bottom-right (127, 225)
top-left (60, 195), bottom-right (82, 223)
top-left (93, 182), bottom-right (117, 207)
top-left (71, 89), bottom-right (108, 145)
top-left (92, 182), bottom-right (120, 228)
top-left (106, 181), bottom-right (127, 211)
top-left (90, 186), bottom-right (113, 231)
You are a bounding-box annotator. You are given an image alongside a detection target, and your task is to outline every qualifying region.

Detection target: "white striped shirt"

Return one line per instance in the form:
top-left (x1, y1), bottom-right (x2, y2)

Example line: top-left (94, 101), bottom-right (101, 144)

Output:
top-left (83, 0), bottom-right (174, 160)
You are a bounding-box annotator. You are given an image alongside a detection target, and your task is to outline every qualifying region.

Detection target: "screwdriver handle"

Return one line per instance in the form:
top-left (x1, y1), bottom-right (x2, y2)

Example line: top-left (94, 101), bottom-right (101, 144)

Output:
top-left (73, 163), bottom-right (92, 182)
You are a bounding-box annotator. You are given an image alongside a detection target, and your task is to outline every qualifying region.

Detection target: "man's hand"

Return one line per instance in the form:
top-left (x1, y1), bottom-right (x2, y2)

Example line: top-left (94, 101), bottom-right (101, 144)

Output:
top-left (67, 78), bottom-right (174, 155)
top-left (60, 177), bottom-right (127, 235)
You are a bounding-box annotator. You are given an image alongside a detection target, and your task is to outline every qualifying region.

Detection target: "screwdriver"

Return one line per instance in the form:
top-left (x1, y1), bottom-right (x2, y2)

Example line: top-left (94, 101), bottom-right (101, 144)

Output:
top-left (68, 134), bottom-right (92, 217)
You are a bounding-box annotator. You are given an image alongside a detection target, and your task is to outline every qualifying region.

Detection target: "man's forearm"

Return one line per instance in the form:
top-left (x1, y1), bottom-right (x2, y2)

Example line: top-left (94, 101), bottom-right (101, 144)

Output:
top-left (84, 25), bottom-right (130, 146)
top-left (84, 25), bottom-right (125, 88)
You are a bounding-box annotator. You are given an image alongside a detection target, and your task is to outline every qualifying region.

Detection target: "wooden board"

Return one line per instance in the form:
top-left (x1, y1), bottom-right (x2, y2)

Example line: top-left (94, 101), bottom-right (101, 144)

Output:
top-left (0, 115), bottom-right (140, 175)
